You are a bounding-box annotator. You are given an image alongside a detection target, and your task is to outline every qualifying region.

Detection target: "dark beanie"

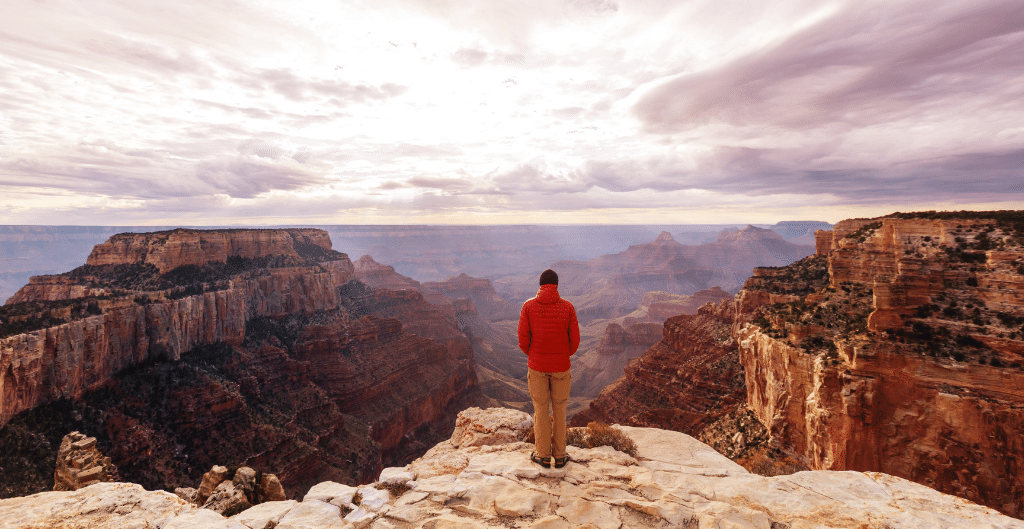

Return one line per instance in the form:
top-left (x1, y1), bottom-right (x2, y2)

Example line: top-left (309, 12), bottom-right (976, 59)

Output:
top-left (539, 269), bottom-right (558, 286)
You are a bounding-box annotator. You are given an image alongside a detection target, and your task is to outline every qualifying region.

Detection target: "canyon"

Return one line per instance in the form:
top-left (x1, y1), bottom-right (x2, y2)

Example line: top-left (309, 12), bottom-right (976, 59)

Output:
top-left (579, 211), bottom-right (1024, 518)
top-left (0, 228), bottom-right (481, 499)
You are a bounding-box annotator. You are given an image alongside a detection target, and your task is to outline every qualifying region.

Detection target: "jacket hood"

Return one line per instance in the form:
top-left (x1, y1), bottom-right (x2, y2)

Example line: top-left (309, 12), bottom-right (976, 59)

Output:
top-left (536, 284), bottom-right (561, 304)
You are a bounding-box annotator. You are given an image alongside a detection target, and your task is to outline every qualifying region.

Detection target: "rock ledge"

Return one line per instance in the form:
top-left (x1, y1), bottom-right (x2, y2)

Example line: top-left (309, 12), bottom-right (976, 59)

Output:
top-left (1, 407), bottom-right (1021, 529)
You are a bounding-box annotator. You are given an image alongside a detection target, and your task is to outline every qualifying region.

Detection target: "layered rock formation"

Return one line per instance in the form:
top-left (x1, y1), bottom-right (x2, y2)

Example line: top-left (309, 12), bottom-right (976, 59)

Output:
top-left (621, 287), bottom-right (733, 324)
top-left (736, 212), bottom-right (1024, 517)
top-left (570, 321), bottom-right (663, 398)
top-left (422, 273), bottom-right (518, 322)
top-left (84, 228), bottom-right (334, 272)
top-left (0, 229), bottom-right (481, 499)
top-left (567, 211), bottom-right (1024, 518)
top-left (53, 431), bottom-right (116, 491)
top-left (2, 407), bottom-right (1020, 529)
top-left (571, 305), bottom-right (746, 436)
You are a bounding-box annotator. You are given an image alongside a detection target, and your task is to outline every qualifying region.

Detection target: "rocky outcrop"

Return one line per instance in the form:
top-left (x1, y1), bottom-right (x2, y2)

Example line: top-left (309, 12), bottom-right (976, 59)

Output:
top-left (187, 464), bottom-right (286, 516)
top-left (2, 407), bottom-right (1020, 529)
top-left (422, 273), bottom-right (518, 321)
top-left (736, 212), bottom-right (1024, 517)
top-left (53, 431), bottom-right (115, 491)
top-left (84, 228), bottom-right (334, 272)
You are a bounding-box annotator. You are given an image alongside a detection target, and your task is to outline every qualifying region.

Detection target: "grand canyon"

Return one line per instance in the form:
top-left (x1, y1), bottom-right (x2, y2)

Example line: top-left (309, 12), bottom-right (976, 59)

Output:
top-left (1, 213), bottom-right (1023, 527)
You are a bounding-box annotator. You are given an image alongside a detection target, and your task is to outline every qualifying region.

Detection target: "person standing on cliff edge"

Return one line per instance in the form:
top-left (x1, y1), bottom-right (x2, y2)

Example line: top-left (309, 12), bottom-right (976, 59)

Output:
top-left (518, 268), bottom-right (580, 468)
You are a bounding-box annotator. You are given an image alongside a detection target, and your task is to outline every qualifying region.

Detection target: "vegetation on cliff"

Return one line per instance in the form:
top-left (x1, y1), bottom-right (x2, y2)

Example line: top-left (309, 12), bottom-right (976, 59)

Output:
top-left (749, 216), bottom-right (1024, 369)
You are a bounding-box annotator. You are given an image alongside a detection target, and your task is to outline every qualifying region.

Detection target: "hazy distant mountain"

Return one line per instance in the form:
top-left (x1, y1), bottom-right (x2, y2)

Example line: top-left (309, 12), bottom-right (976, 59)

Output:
top-left (552, 226), bottom-right (817, 323)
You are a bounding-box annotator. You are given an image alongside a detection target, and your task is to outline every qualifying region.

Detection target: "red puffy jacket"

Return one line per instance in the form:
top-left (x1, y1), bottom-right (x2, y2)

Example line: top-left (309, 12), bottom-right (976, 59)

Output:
top-left (518, 284), bottom-right (580, 372)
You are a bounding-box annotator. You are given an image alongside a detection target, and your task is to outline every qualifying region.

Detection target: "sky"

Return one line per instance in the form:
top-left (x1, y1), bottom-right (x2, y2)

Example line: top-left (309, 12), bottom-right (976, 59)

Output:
top-left (0, 0), bottom-right (1022, 226)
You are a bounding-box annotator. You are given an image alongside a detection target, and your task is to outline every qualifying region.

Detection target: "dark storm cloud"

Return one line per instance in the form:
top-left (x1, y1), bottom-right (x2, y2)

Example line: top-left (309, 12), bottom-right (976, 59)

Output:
top-left (634, 1), bottom-right (1024, 132)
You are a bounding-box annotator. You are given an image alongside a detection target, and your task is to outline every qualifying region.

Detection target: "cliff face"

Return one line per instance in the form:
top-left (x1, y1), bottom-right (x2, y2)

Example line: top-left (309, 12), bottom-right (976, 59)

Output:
top-left (570, 321), bottom-right (664, 398)
top-left (737, 213), bottom-right (1024, 517)
top-left (1, 265), bottom-right (340, 426)
top-left (571, 305), bottom-right (745, 436)
top-left (0, 229), bottom-right (480, 499)
top-left (422, 273), bottom-right (518, 322)
top-left (84, 228), bottom-right (334, 272)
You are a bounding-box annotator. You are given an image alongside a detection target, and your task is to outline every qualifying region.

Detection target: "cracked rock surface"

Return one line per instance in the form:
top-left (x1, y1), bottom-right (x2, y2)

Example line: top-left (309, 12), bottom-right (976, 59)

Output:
top-left (1, 407), bottom-right (1021, 529)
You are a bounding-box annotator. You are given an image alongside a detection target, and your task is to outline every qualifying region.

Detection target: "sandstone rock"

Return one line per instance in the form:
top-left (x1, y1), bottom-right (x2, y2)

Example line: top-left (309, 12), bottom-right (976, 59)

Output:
top-left (2, 228), bottom-right (482, 500)
top-left (304, 480), bottom-right (358, 505)
top-left (174, 486), bottom-right (198, 504)
top-left (260, 472), bottom-right (287, 502)
top-left (275, 499), bottom-right (347, 529)
top-left (233, 466), bottom-right (257, 503)
top-left (231, 499), bottom-right (299, 529)
top-left (0, 482), bottom-right (193, 529)
top-left (53, 431), bottom-right (115, 491)
top-left (84, 228), bottom-right (337, 272)
top-left (3, 408), bottom-right (1021, 529)
top-left (378, 466), bottom-right (415, 486)
top-left (197, 465), bottom-right (230, 505)
top-left (449, 406), bottom-right (533, 448)
top-left (160, 508), bottom-right (251, 529)
top-left (203, 480), bottom-right (253, 516)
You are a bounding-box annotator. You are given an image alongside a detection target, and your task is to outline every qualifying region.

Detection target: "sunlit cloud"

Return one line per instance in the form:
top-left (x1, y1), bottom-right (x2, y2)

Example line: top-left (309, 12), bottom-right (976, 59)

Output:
top-left (0, 0), bottom-right (1021, 225)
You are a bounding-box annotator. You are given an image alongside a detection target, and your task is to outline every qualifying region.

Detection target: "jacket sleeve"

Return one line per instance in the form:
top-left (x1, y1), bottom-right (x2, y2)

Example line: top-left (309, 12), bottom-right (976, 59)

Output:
top-left (517, 302), bottom-right (531, 354)
top-left (568, 303), bottom-right (580, 356)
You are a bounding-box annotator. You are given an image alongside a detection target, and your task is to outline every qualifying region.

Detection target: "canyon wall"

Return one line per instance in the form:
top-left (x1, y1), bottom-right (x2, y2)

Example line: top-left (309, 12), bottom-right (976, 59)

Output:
top-left (571, 304), bottom-right (745, 434)
top-left (1, 265), bottom-right (342, 427)
top-left (0, 228), bottom-right (480, 498)
top-left (738, 213), bottom-right (1024, 517)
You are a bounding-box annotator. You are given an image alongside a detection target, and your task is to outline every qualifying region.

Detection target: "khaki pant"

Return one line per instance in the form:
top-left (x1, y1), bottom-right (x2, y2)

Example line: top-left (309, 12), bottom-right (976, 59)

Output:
top-left (528, 367), bottom-right (572, 459)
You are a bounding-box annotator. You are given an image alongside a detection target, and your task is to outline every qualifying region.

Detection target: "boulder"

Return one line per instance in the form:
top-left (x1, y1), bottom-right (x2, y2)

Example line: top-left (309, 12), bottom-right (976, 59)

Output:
top-left (449, 406), bottom-right (533, 448)
top-left (202, 480), bottom-right (252, 516)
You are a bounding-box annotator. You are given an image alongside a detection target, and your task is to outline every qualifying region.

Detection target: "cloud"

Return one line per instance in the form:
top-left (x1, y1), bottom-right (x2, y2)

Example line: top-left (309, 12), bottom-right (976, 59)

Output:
top-left (633, 1), bottom-right (1024, 133)
top-left (406, 176), bottom-right (474, 190)
top-left (490, 163), bottom-right (591, 194)
top-left (451, 47), bottom-right (489, 66)
top-left (364, 143), bottom-right (464, 161)
top-left (194, 158), bottom-right (328, 199)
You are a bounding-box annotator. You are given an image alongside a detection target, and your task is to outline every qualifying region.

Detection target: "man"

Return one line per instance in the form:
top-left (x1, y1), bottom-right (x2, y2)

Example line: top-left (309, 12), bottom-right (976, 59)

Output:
top-left (518, 268), bottom-right (580, 468)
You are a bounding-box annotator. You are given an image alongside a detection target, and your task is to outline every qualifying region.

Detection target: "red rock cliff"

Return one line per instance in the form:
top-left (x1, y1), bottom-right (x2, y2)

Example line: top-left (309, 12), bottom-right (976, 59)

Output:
top-left (85, 228), bottom-right (333, 272)
top-left (738, 213), bottom-right (1024, 517)
top-left (571, 304), bottom-right (746, 435)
